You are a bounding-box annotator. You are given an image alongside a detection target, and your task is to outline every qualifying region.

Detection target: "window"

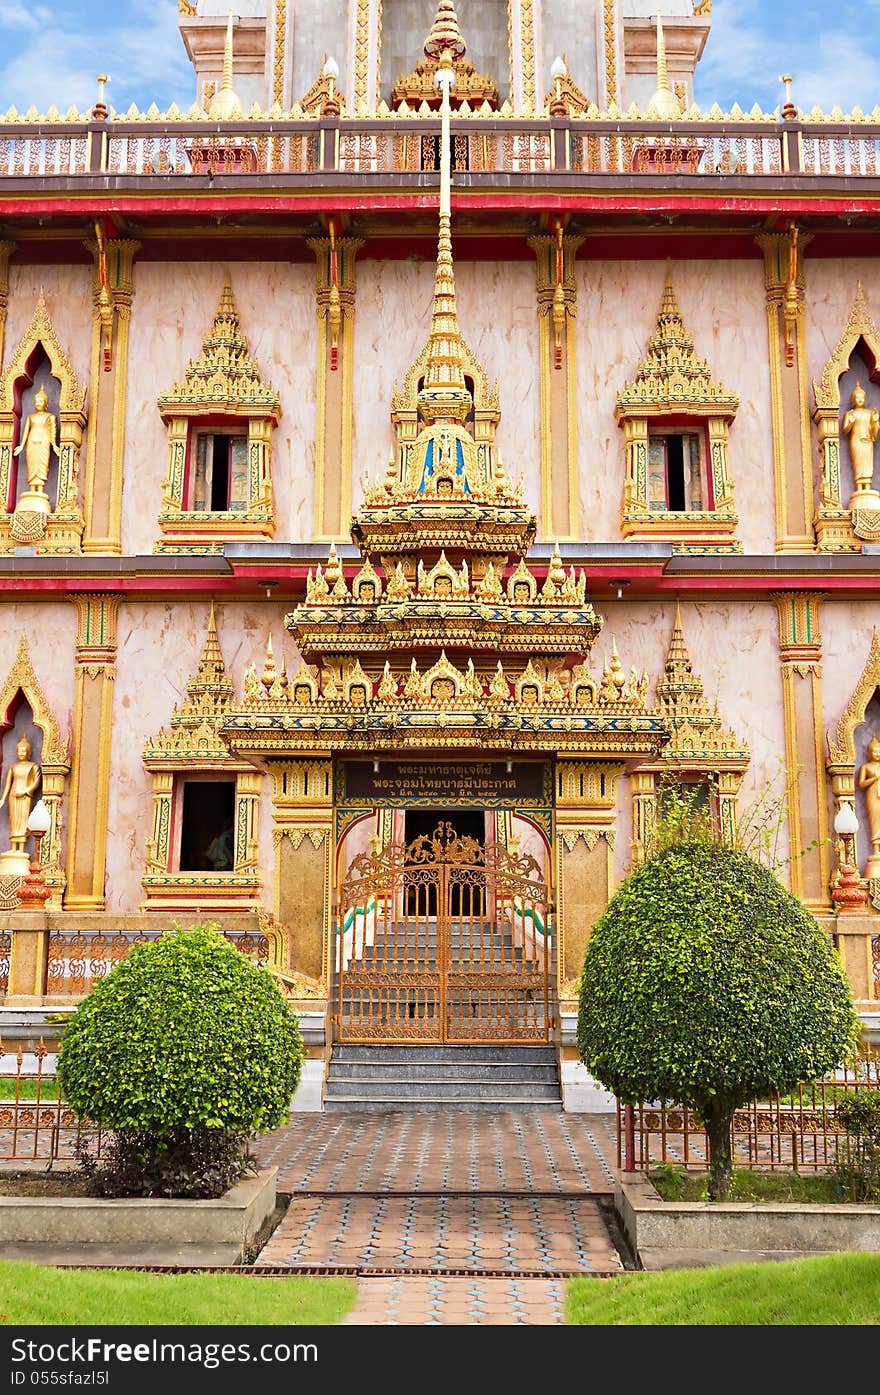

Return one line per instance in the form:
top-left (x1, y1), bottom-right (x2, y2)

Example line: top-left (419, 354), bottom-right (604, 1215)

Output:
top-left (648, 430), bottom-right (709, 512)
top-left (178, 780), bottom-right (236, 872)
top-left (191, 432), bottom-right (248, 512)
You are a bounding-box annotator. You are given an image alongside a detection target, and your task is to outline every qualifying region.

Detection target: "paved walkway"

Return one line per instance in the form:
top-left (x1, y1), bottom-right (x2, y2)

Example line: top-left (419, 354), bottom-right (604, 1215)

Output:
top-left (253, 1110), bottom-right (623, 1325)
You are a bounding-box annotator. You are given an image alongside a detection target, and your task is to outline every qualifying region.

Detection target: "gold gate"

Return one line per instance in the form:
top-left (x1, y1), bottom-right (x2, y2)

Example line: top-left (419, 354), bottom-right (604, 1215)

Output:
top-left (335, 821), bottom-right (554, 1043)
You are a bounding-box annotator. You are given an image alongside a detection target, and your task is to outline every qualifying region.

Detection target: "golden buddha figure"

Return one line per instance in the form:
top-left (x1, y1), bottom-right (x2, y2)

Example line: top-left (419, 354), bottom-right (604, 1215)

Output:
top-left (842, 382), bottom-right (880, 499)
top-left (858, 733), bottom-right (880, 876)
top-left (0, 734), bottom-right (41, 853)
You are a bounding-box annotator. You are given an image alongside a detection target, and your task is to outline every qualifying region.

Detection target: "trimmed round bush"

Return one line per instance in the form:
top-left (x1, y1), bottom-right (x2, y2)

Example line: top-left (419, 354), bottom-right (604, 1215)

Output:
top-left (577, 844), bottom-right (857, 1197)
top-left (58, 925), bottom-right (304, 1196)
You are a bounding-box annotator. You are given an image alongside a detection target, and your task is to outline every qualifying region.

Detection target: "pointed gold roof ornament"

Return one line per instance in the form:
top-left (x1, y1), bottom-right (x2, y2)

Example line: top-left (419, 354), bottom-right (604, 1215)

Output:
top-left (209, 12), bottom-right (243, 120)
top-left (647, 12), bottom-right (681, 120)
top-left (392, 0), bottom-right (497, 111)
top-left (417, 47), bottom-right (472, 431)
top-left (157, 274), bottom-right (280, 418)
top-left (424, 1), bottom-right (467, 61)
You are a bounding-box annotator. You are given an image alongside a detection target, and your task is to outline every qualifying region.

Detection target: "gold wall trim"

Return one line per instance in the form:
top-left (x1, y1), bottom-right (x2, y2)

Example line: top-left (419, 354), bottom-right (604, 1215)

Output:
top-left (65, 594), bottom-right (120, 912)
top-left (0, 242), bottom-right (15, 371)
top-left (82, 239), bottom-right (139, 556)
top-left (308, 235), bottom-right (364, 541)
top-left (603, 0), bottom-right (619, 107)
top-left (529, 232), bottom-right (582, 540)
top-left (273, 0), bottom-right (287, 107)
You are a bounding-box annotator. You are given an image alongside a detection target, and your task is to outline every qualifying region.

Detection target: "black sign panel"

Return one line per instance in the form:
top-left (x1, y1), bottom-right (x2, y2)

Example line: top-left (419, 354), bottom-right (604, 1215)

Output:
top-left (342, 759), bottom-right (549, 805)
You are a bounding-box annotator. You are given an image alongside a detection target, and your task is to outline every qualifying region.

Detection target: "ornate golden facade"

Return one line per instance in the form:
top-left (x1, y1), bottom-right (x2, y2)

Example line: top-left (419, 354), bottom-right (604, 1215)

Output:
top-left (0, 0), bottom-right (878, 1051)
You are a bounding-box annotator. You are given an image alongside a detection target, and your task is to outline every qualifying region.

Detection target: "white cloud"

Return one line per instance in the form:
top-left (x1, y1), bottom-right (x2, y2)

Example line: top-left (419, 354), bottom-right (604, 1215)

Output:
top-left (0, 0), bottom-right (192, 114)
top-left (696, 0), bottom-right (880, 114)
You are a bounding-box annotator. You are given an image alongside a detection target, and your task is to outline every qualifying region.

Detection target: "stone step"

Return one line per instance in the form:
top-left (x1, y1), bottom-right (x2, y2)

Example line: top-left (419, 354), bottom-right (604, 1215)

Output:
top-left (323, 1077), bottom-right (562, 1101)
top-left (322, 1096), bottom-right (563, 1113)
top-left (329, 1061), bottom-right (560, 1082)
top-left (331, 1044), bottom-right (557, 1064)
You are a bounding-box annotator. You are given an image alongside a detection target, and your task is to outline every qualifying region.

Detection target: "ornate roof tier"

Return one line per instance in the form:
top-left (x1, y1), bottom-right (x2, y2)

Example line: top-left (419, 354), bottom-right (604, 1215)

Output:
top-left (157, 276), bottom-right (281, 422)
top-left (391, 1), bottom-right (499, 112)
top-left (649, 604), bottom-right (748, 769)
top-left (290, 544), bottom-right (602, 665)
top-left (144, 602), bottom-right (241, 766)
top-left (220, 640), bottom-right (667, 762)
top-left (615, 269), bottom-right (739, 420)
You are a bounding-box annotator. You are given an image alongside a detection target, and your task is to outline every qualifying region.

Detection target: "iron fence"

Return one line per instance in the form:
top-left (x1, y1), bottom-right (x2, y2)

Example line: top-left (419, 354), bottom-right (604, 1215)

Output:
top-left (44, 927), bottom-right (269, 999)
top-left (617, 1050), bottom-right (880, 1173)
top-left (0, 1037), bottom-right (104, 1162)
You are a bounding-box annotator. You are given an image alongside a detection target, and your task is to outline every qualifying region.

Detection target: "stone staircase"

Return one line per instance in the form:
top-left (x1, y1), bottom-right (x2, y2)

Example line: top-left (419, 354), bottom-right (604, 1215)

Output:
top-left (323, 1044), bottom-right (562, 1111)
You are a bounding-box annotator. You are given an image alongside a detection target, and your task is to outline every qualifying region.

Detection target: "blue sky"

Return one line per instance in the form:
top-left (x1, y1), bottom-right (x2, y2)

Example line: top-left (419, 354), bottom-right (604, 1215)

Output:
top-left (0, 1), bottom-right (877, 116)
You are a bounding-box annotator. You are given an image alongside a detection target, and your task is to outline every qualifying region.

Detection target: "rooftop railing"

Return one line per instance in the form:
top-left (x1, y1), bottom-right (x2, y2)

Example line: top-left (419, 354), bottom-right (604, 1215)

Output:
top-left (0, 112), bottom-right (879, 182)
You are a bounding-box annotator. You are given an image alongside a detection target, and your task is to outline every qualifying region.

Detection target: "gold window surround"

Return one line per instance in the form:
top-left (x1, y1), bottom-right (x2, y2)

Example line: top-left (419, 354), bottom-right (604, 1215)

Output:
top-left (615, 270), bottom-right (741, 554)
top-left (390, 332), bottom-right (500, 506)
top-left (0, 292), bottom-right (88, 556)
top-left (155, 276), bottom-right (281, 554)
top-left (0, 635), bottom-right (71, 909)
top-left (141, 605), bottom-right (262, 912)
top-left (630, 606), bottom-right (749, 866)
top-left (813, 283), bottom-right (880, 553)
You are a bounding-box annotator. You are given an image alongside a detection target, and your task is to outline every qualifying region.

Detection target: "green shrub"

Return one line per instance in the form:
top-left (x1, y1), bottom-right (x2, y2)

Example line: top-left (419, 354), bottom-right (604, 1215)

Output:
top-left (834, 1089), bottom-right (880, 1202)
top-left (58, 925), bottom-right (304, 1197)
top-left (577, 843), bottom-right (857, 1199)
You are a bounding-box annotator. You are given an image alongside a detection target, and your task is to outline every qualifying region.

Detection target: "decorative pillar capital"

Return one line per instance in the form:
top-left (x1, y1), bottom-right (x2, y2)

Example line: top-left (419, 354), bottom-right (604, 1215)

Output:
top-left (771, 590), bottom-right (824, 663)
top-left (71, 593), bottom-right (120, 671)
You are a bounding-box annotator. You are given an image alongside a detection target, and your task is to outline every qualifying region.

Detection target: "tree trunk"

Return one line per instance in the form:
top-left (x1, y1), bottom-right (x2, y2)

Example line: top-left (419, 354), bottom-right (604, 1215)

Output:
top-left (702, 1100), bottom-right (734, 1200)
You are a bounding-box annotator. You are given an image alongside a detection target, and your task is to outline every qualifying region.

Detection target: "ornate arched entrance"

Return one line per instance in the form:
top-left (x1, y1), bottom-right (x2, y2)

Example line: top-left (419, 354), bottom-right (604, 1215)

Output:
top-left (336, 818), bottom-right (551, 1043)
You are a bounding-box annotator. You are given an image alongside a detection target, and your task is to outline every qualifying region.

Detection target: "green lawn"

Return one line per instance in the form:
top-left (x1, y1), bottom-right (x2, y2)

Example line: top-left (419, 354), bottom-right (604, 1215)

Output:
top-left (0, 1261), bottom-right (357, 1325)
top-left (567, 1253), bottom-right (880, 1325)
top-left (649, 1167), bottom-right (840, 1203)
top-left (0, 1078), bottom-right (60, 1101)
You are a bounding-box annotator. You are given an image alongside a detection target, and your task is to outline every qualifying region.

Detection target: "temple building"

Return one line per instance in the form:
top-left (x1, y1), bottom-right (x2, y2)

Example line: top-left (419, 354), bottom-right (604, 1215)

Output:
top-left (0, 1), bottom-right (878, 1109)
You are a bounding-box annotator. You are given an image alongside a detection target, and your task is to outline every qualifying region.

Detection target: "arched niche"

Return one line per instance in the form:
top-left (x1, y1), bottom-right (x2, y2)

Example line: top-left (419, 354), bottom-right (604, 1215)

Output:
top-left (813, 284), bottom-right (880, 547)
top-left (0, 635), bottom-right (71, 906)
top-left (0, 292), bottom-right (87, 555)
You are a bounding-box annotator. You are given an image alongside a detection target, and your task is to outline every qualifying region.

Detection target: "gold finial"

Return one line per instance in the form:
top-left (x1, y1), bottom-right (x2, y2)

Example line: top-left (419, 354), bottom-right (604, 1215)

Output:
top-left (424, 0), bottom-right (467, 61)
top-left (93, 74), bottom-right (110, 121)
top-left (210, 11), bottom-right (243, 120)
top-left (417, 42), bottom-right (472, 429)
top-left (648, 13), bottom-right (681, 121)
top-left (779, 73), bottom-right (797, 121)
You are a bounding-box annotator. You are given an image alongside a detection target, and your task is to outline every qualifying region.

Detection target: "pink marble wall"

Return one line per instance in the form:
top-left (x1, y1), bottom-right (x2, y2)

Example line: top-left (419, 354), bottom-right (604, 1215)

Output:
top-left (593, 599), bottom-right (790, 885)
top-left (577, 258), bottom-right (776, 553)
top-left (121, 262), bottom-right (317, 555)
top-left (105, 600), bottom-right (299, 913)
top-left (352, 257), bottom-right (542, 516)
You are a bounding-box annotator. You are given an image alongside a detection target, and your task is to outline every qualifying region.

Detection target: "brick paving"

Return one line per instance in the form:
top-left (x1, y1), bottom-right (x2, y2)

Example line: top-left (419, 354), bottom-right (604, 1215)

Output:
top-left (255, 1109), bottom-right (618, 1193)
top-left (253, 1109), bottom-right (623, 1325)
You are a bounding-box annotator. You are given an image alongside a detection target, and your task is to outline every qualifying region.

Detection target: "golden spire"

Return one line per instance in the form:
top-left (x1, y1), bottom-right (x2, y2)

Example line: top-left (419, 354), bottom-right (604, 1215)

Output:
top-left (182, 603), bottom-right (233, 715)
top-left (417, 46), bottom-right (472, 428)
top-left (424, 1), bottom-right (467, 61)
top-left (647, 12), bottom-right (681, 120)
top-left (209, 11), bottom-right (243, 120)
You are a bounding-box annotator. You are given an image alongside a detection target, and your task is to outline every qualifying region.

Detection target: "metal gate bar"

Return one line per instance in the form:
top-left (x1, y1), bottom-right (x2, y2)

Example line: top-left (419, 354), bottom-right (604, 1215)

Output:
top-left (336, 821), bottom-right (553, 1043)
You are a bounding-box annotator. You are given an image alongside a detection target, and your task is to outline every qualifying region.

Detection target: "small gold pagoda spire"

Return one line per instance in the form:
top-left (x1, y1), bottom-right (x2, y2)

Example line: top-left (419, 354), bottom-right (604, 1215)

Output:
top-left (417, 47), bottom-right (473, 429)
top-left (647, 12), bottom-right (681, 120)
top-left (424, 0), bottom-right (467, 61)
top-left (209, 12), bottom-right (243, 120)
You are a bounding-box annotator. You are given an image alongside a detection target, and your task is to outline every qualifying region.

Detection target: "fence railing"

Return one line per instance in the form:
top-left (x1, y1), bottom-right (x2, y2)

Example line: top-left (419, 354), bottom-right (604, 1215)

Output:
top-left (0, 1037), bottom-right (105, 1162)
top-left (617, 1051), bottom-right (880, 1173)
top-left (0, 116), bottom-right (879, 183)
top-left (43, 927), bottom-right (269, 999)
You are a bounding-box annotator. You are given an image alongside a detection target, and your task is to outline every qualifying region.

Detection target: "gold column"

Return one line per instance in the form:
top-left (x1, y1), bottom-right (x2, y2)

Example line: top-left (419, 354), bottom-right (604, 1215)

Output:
top-left (268, 759), bottom-right (333, 983)
top-left (554, 761), bottom-right (623, 1001)
top-left (757, 232), bottom-right (814, 552)
top-left (508, 0), bottom-right (538, 111)
top-left (600, 0), bottom-right (622, 108)
top-left (64, 594), bottom-right (119, 911)
top-left (0, 241), bottom-right (16, 368)
top-left (529, 232), bottom-right (583, 541)
top-left (307, 235), bottom-right (363, 541)
top-left (82, 239), bottom-right (139, 555)
top-left (5, 913), bottom-right (50, 1004)
top-left (236, 769), bottom-right (262, 871)
top-left (773, 591), bottom-right (831, 909)
top-left (352, 0), bottom-right (382, 112)
top-left (629, 769), bottom-right (656, 868)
